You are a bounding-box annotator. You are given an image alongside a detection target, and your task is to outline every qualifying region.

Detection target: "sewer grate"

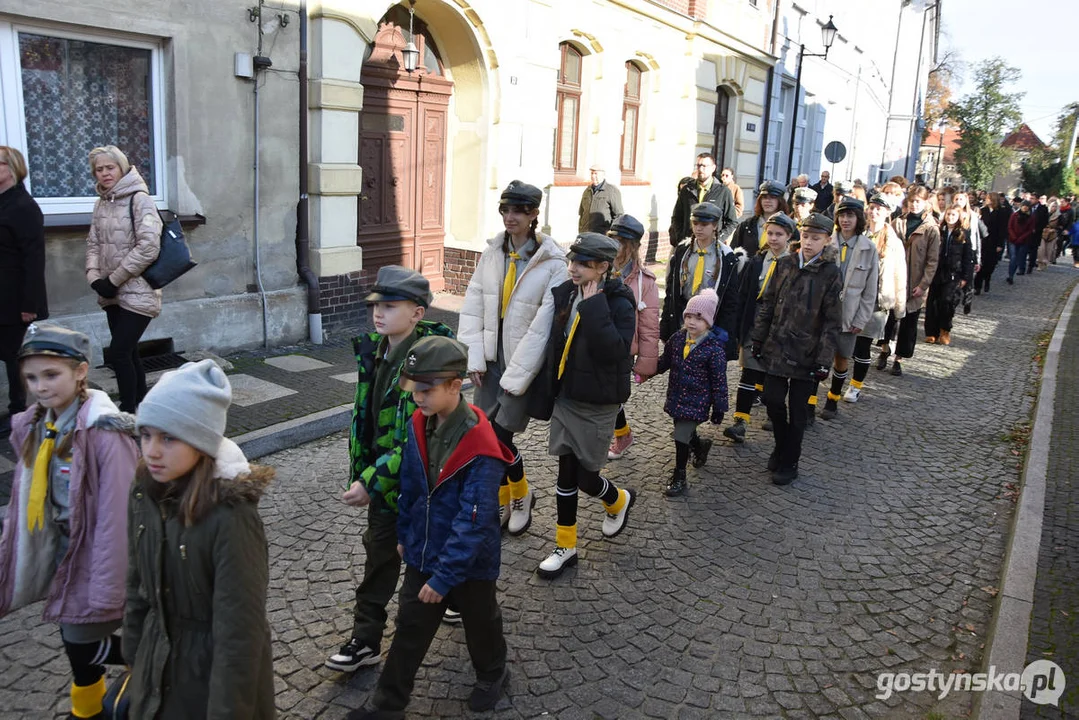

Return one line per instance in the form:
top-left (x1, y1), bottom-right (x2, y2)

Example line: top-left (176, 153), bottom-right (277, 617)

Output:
top-left (141, 352), bottom-right (188, 372)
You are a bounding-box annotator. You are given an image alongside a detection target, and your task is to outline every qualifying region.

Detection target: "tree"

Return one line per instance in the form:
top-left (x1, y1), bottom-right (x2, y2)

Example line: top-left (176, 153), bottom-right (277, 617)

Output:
top-left (923, 50), bottom-right (961, 140)
top-left (1019, 104), bottom-right (1079, 196)
top-left (946, 58), bottom-right (1024, 189)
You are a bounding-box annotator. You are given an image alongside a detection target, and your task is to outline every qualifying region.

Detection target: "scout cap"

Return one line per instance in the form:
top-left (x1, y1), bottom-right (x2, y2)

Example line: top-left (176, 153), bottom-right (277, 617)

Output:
top-left (800, 213), bottom-right (835, 235)
top-left (764, 212), bottom-right (797, 234)
top-left (499, 180), bottom-right (543, 208)
top-left (17, 323), bottom-right (91, 363)
top-left (365, 265), bottom-right (433, 308)
top-left (868, 192), bottom-right (896, 211)
top-left (568, 232), bottom-right (620, 263)
top-left (607, 214), bottom-right (645, 244)
top-left (836, 197), bottom-right (866, 215)
top-left (758, 180), bottom-right (787, 198)
top-left (792, 187), bottom-right (818, 204)
top-left (690, 201), bottom-right (723, 223)
top-left (398, 336), bottom-right (469, 392)
top-left (833, 180), bottom-right (854, 195)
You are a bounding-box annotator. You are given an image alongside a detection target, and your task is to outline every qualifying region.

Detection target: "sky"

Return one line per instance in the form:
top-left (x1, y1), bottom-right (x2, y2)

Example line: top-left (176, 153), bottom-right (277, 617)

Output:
top-left (939, 0), bottom-right (1069, 145)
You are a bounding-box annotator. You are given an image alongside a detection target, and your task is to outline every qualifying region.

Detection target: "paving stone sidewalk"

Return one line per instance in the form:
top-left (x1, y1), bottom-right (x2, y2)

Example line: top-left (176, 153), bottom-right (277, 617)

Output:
top-left (0, 267), bottom-right (1076, 719)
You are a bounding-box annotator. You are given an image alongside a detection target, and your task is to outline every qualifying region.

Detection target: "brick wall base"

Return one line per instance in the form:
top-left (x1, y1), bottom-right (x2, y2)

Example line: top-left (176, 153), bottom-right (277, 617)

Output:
top-left (318, 269), bottom-right (373, 336)
top-left (444, 247), bottom-right (481, 294)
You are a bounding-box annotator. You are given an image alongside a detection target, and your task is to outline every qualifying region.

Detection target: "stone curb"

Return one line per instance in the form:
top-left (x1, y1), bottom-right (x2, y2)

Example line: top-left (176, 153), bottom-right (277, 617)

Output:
top-left (974, 280), bottom-right (1079, 719)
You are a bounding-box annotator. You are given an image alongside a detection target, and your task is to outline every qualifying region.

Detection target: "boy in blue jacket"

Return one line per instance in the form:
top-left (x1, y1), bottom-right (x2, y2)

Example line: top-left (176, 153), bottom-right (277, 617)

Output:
top-left (348, 336), bottom-right (514, 720)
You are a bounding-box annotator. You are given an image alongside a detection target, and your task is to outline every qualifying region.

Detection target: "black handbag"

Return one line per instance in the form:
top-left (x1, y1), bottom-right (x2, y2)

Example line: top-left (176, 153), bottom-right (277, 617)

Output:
top-left (128, 193), bottom-right (197, 289)
top-left (525, 358), bottom-right (557, 421)
top-left (102, 670), bottom-right (131, 720)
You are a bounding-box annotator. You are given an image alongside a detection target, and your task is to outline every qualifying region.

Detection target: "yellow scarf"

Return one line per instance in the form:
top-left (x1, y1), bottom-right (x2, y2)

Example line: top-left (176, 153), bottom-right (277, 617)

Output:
top-left (757, 257), bottom-right (778, 300)
top-left (27, 421), bottom-right (57, 532)
top-left (683, 334), bottom-right (697, 359)
top-left (558, 314), bottom-right (581, 379)
top-left (758, 222), bottom-right (768, 249)
top-left (501, 251), bottom-right (521, 319)
top-left (691, 250), bottom-right (707, 294)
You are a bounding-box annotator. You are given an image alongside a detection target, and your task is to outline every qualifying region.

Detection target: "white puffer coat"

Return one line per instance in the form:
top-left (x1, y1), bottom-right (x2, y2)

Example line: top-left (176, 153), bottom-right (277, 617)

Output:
top-left (86, 168), bottom-right (163, 318)
top-left (876, 224), bottom-right (908, 319)
top-left (458, 233), bottom-right (568, 396)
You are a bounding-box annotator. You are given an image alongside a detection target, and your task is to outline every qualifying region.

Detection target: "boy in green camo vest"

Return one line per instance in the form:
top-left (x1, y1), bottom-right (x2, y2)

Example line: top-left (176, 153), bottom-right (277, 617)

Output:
top-left (326, 265), bottom-right (455, 673)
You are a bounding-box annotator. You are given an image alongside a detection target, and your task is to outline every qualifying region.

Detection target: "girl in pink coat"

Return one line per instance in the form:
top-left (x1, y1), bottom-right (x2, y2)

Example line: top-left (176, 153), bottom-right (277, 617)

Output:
top-left (606, 214), bottom-right (660, 460)
top-left (0, 323), bottom-right (138, 719)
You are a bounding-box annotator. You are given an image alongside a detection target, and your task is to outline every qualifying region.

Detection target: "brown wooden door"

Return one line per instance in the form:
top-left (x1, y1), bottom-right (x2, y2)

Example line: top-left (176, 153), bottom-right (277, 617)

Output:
top-left (358, 14), bottom-right (452, 292)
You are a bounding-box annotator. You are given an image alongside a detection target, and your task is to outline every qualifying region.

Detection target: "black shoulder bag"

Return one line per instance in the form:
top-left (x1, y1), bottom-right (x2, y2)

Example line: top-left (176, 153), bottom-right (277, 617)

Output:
top-left (128, 193), bottom-right (197, 289)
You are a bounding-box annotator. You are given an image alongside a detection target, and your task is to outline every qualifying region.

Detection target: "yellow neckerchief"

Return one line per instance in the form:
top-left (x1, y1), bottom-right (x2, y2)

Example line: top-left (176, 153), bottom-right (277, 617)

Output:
top-left (697, 177), bottom-right (713, 203)
top-left (27, 420), bottom-right (58, 532)
top-left (501, 249), bottom-right (522, 319)
top-left (683, 332), bottom-right (697, 359)
top-left (758, 217), bottom-right (768, 249)
top-left (558, 314), bottom-right (581, 379)
top-left (757, 251), bottom-right (785, 300)
top-left (691, 248), bottom-right (708, 294)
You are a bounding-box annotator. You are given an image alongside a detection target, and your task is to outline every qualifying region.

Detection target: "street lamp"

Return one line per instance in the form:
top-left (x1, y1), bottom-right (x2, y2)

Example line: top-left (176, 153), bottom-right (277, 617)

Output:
top-left (933, 118), bottom-right (947, 188)
top-left (402, 0), bottom-right (419, 73)
top-left (786, 15), bottom-right (839, 182)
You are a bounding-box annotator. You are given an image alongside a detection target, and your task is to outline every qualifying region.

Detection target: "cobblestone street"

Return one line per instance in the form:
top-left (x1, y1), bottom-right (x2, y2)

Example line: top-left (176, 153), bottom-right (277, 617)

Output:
top-left (1, 268), bottom-right (1076, 719)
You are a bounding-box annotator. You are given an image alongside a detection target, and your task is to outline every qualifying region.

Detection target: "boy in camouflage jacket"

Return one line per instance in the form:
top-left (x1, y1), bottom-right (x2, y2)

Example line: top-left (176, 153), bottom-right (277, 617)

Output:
top-left (326, 266), bottom-right (455, 674)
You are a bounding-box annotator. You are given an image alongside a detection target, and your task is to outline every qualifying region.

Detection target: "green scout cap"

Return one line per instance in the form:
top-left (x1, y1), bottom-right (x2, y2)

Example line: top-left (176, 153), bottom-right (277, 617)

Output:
top-left (800, 213), bottom-right (835, 235)
top-left (17, 323), bottom-right (91, 363)
top-left (764, 212), bottom-right (797, 234)
top-left (499, 180), bottom-right (543, 208)
top-left (690, 201), bottom-right (723, 223)
top-left (398, 336), bottom-right (469, 392)
top-left (567, 232), bottom-right (620, 263)
top-left (365, 265), bottom-right (433, 308)
top-left (758, 180), bottom-right (787, 198)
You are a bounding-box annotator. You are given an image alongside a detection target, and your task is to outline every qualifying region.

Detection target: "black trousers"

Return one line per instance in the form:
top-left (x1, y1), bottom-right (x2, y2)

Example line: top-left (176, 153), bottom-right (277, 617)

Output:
top-left (884, 309), bottom-right (922, 358)
top-left (763, 374), bottom-right (815, 471)
top-left (924, 284), bottom-right (958, 337)
top-left (974, 257), bottom-right (998, 291)
top-left (0, 323), bottom-right (28, 414)
top-left (373, 566), bottom-right (506, 712)
top-left (352, 501), bottom-right (402, 649)
top-left (104, 305), bottom-right (152, 413)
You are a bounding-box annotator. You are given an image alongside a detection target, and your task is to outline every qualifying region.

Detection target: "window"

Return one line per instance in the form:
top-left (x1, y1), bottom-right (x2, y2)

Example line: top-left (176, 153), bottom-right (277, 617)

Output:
top-left (712, 87), bottom-right (732, 170)
top-left (620, 62), bottom-right (642, 175)
top-left (0, 24), bottom-right (166, 213)
top-left (553, 42), bottom-right (582, 173)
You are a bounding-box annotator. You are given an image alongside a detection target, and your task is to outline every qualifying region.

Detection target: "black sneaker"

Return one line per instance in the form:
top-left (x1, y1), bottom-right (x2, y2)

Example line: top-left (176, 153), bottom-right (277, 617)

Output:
top-left (876, 352), bottom-right (889, 371)
top-left (690, 438), bottom-right (713, 468)
top-left (325, 638), bottom-right (380, 672)
top-left (891, 359), bottom-right (903, 377)
top-left (819, 401), bottom-right (838, 421)
top-left (723, 419), bottom-right (747, 443)
top-left (469, 667), bottom-right (510, 711)
top-left (665, 469), bottom-right (688, 497)
top-left (442, 607), bottom-right (462, 625)
top-left (772, 466), bottom-right (798, 486)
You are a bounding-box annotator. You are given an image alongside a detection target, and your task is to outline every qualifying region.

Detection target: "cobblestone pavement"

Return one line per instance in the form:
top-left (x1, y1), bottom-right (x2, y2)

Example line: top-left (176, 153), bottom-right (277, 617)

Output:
top-left (1, 267), bottom-right (1077, 719)
top-left (1022, 289), bottom-right (1079, 720)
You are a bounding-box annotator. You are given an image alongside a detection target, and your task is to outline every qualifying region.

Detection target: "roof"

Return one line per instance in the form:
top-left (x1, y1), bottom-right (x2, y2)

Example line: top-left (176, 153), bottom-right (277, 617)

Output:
top-left (1001, 124), bottom-right (1046, 151)
top-left (924, 126), bottom-right (962, 163)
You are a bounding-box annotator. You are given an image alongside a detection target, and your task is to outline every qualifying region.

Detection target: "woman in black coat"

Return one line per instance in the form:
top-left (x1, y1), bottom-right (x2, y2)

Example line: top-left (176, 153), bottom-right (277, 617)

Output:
top-left (0, 146), bottom-right (47, 424)
top-left (976, 192), bottom-right (1009, 294)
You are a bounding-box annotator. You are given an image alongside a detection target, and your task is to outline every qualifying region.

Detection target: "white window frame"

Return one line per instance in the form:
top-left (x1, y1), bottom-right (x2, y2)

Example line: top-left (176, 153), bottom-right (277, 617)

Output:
top-left (0, 21), bottom-right (167, 214)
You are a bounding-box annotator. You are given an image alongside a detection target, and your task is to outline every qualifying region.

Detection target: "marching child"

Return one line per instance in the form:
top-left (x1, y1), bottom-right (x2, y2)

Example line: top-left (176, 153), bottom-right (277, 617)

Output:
top-left (538, 233), bottom-right (637, 579)
top-left (349, 336), bottom-right (513, 719)
top-left (606, 214), bottom-right (660, 460)
top-left (126, 359), bottom-right (275, 717)
top-left (328, 265), bottom-right (455, 671)
top-left (653, 287), bottom-right (729, 497)
top-left (0, 324), bottom-right (138, 720)
top-left (749, 214), bottom-right (842, 485)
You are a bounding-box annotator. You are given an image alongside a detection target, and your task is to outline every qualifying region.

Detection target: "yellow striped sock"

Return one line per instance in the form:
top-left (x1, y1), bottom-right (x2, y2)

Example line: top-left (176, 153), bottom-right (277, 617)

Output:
top-left (733, 412), bottom-right (751, 422)
top-left (498, 484), bottom-right (510, 506)
top-left (754, 383), bottom-right (764, 392)
top-left (70, 678), bottom-right (106, 719)
top-left (613, 424), bottom-right (631, 438)
top-left (509, 475), bottom-right (529, 500)
top-left (603, 488), bottom-right (628, 514)
top-left (827, 392), bottom-right (841, 402)
top-left (851, 379), bottom-right (864, 389)
top-left (808, 394), bottom-right (819, 406)
top-left (555, 523), bottom-right (577, 549)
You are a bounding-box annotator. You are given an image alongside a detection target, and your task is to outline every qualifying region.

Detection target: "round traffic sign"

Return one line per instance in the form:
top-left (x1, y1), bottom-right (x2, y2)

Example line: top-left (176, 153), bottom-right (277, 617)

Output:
top-left (824, 141), bottom-right (847, 163)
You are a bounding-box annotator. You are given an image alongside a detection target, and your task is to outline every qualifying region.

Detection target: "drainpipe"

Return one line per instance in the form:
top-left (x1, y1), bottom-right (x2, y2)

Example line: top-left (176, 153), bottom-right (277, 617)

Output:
top-left (757, 0), bottom-right (780, 185)
top-left (297, 0), bottom-right (323, 343)
top-left (254, 0), bottom-right (270, 348)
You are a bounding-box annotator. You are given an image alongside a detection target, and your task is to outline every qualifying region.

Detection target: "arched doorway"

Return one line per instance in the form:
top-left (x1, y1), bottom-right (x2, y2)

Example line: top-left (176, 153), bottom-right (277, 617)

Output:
top-left (358, 5), bottom-right (453, 291)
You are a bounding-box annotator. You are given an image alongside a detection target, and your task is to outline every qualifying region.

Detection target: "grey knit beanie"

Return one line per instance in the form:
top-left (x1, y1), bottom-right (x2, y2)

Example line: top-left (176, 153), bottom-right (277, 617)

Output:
top-left (136, 359), bottom-right (232, 457)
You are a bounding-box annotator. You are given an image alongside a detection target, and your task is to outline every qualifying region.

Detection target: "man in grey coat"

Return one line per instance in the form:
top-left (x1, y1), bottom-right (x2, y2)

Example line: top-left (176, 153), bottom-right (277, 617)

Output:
top-left (578, 165), bottom-right (624, 234)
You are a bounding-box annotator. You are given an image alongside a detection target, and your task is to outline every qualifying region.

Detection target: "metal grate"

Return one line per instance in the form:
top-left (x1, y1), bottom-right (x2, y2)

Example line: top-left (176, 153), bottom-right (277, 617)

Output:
top-left (141, 352), bottom-right (187, 372)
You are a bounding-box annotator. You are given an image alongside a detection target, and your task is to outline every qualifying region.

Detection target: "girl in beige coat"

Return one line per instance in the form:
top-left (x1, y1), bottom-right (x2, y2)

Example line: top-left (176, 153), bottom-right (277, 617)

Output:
top-left (85, 145), bottom-right (161, 412)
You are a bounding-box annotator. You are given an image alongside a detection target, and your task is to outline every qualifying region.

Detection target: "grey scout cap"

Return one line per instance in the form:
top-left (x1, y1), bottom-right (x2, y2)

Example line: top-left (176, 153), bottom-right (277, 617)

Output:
top-left (499, 180), bottom-right (543, 208)
top-left (800, 213), bottom-right (835, 235)
top-left (398, 336), bottom-right (469, 392)
top-left (836, 197), bottom-right (866, 215)
top-left (365, 265), bottom-right (433, 308)
top-left (18, 322), bottom-right (91, 363)
top-left (758, 180), bottom-right (787, 198)
top-left (607, 214), bottom-right (645, 243)
top-left (690, 201), bottom-right (723, 223)
top-left (568, 232), bottom-right (620, 263)
top-left (764, 212), bottom-right (797, 234)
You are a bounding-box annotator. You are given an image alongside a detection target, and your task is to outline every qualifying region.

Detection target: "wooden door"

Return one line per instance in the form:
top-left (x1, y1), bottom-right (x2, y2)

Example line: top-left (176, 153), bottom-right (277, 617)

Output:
top-left (358, 12), bottom-right (452, 292)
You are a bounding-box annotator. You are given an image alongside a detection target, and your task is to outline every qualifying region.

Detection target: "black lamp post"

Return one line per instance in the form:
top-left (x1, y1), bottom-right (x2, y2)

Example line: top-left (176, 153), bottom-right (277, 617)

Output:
top-left (786, 15), bottom-right (838, 182)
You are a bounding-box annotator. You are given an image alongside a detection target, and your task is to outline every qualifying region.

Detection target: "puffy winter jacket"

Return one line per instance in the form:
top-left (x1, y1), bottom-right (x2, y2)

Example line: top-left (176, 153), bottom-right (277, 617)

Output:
top-left (85, 168), bottom-right (163, 318)
top-left (656, 327), bottom-right (728, 423)
top-left (123, 442), bottom-right (275, 720)
top-left (622, 262), bottom-right (660, 377)
top-left (660, 238), bottom-right (745, 360)
top-left (750, 246), bottom-right (843, 378)
top-left (0, 390), bottom-right (137, 623)
top-left (396, 407), bottom-right (513, 598)
top-left (871, 224), bottom-right (908, 320)
top-left (458, 233), bottom-right (568, 395)
top-left (349, 320), bottom-right (456, 512)
top-left (830, 232), bottom-right (879, 333)
top-left (543, 277), bottom-right (637, 406)
top-left (893, 213), bottom-right (941, 313)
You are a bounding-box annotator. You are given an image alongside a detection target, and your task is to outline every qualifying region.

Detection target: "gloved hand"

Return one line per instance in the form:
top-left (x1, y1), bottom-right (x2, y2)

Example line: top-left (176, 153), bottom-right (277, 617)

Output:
top-left (91, 279), bottom-right (119, 299)
top-left (811, 365), bottom-right (831, 382)
top-left (710, 412), bottom-right (724, 425)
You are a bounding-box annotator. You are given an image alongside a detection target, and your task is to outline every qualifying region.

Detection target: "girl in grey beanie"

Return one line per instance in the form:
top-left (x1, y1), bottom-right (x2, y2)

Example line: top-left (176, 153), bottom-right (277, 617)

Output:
top-left (127, 359), bottom-right (276, 718)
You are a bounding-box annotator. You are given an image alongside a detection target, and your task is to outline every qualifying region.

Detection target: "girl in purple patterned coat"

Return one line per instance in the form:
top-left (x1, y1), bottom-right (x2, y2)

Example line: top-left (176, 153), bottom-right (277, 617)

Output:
top-left (651, 288), bottom-right (728, 497)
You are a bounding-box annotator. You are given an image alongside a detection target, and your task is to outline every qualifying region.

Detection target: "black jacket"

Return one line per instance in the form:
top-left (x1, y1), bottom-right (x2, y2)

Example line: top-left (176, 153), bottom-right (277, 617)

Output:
top-left (1033, 203), bottom-right (1050, 237)
top-left (544, 277), bottom-right (636, 405)
top-left (668, 176), bottom-right (738, 246)
top-left (980, 205), bottom-right (1011, 262)
top-left (660, 239), bottom-right (744, 359)
top-left (810, 182), bottom-right (833, 212)
top-left (0, 182), bottom-right (47, 325)
top-left (730, 216), bottom-right (764, 255)
top-left (736, 249), bottom-right (786, 345)
top-left (934, 226), bottom-right (974, 287)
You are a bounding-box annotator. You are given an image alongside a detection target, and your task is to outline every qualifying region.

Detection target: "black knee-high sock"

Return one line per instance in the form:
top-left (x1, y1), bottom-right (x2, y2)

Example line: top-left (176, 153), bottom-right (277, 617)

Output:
top-left (828, 369), bottom-right (848, 401)
top-left (555, 454), bottom-right (579, 527)
top-left (675, 442), bottom-right (690, 470)
top-left (614, 407), bottom-right (627, 431)
top-left (493, 422), bottom-right (523, 484)
top-left (577, 465), bottom-right (619, 504)
top-left (852, 336), bottom-right (872, 385)
top-left (64, 635), bottom-right (123, 686)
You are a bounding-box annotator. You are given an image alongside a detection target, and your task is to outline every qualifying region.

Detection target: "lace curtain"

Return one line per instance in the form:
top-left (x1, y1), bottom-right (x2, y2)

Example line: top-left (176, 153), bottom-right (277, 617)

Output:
top-left (19, 33), bottom-right (155, 198)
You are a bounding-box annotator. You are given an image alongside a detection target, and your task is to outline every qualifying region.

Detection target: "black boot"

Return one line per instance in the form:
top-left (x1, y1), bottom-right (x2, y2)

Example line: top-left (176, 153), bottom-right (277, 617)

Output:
top-left (767, 449), bottom-right (780, 472)
top-left (689, 436), bottom-right (712, 468)
top-left (665, 469), bottom-right (688, 497)
top-left (819, 398), bottom-right (838, 420)
top-left (891, 359), bottom-right (903, 376)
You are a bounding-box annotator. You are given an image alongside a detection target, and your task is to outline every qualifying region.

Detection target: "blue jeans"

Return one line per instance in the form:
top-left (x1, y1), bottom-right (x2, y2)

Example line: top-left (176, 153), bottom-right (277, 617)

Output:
top-left (1008, 243), bottom-right (1029, 279)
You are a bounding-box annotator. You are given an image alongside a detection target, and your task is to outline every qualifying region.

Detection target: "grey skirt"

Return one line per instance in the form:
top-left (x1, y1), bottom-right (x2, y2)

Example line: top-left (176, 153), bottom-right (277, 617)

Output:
top-left (474, 360), bottom-right (532, 434)
top-left (549, 397), bottom-right (620, 472)
top-left (860, 310), bottom-right (889, 341)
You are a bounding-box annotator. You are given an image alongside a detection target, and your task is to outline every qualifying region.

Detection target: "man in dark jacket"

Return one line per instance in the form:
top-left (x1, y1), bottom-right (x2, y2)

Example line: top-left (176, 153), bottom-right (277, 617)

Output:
top-left (0, 146), bottom-right (47, 428)
top-left (668, 153), bottom-right (738, 245)
top-left (810, 170), bottom-right (833, 212)
top-left (578, 165), bottom-right (624, 234)
top-left (1030, 195), bottom-right (1049, 273)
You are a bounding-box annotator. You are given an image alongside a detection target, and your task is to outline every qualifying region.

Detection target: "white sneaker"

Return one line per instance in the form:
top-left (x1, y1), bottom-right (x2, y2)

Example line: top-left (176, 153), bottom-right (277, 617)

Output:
top-left (843, 386), bottom-right (861, 403)
top-left (498, 503), bottom-right (509, 530)
top-left (601, 489), bottom-right (636, 538)
top-left (537, 546), bottom-right (578, 579)
top-left (507, 490), bottom-right (535, 536)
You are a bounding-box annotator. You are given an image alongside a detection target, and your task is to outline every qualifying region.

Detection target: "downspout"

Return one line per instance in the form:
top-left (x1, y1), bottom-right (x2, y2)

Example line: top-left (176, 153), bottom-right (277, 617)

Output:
top-left (297, 0), bottom-right (323, 343)
top-left (254, 1), bottom-right (270, 348)
top-left (757, 0), bottom-right (780, 185)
